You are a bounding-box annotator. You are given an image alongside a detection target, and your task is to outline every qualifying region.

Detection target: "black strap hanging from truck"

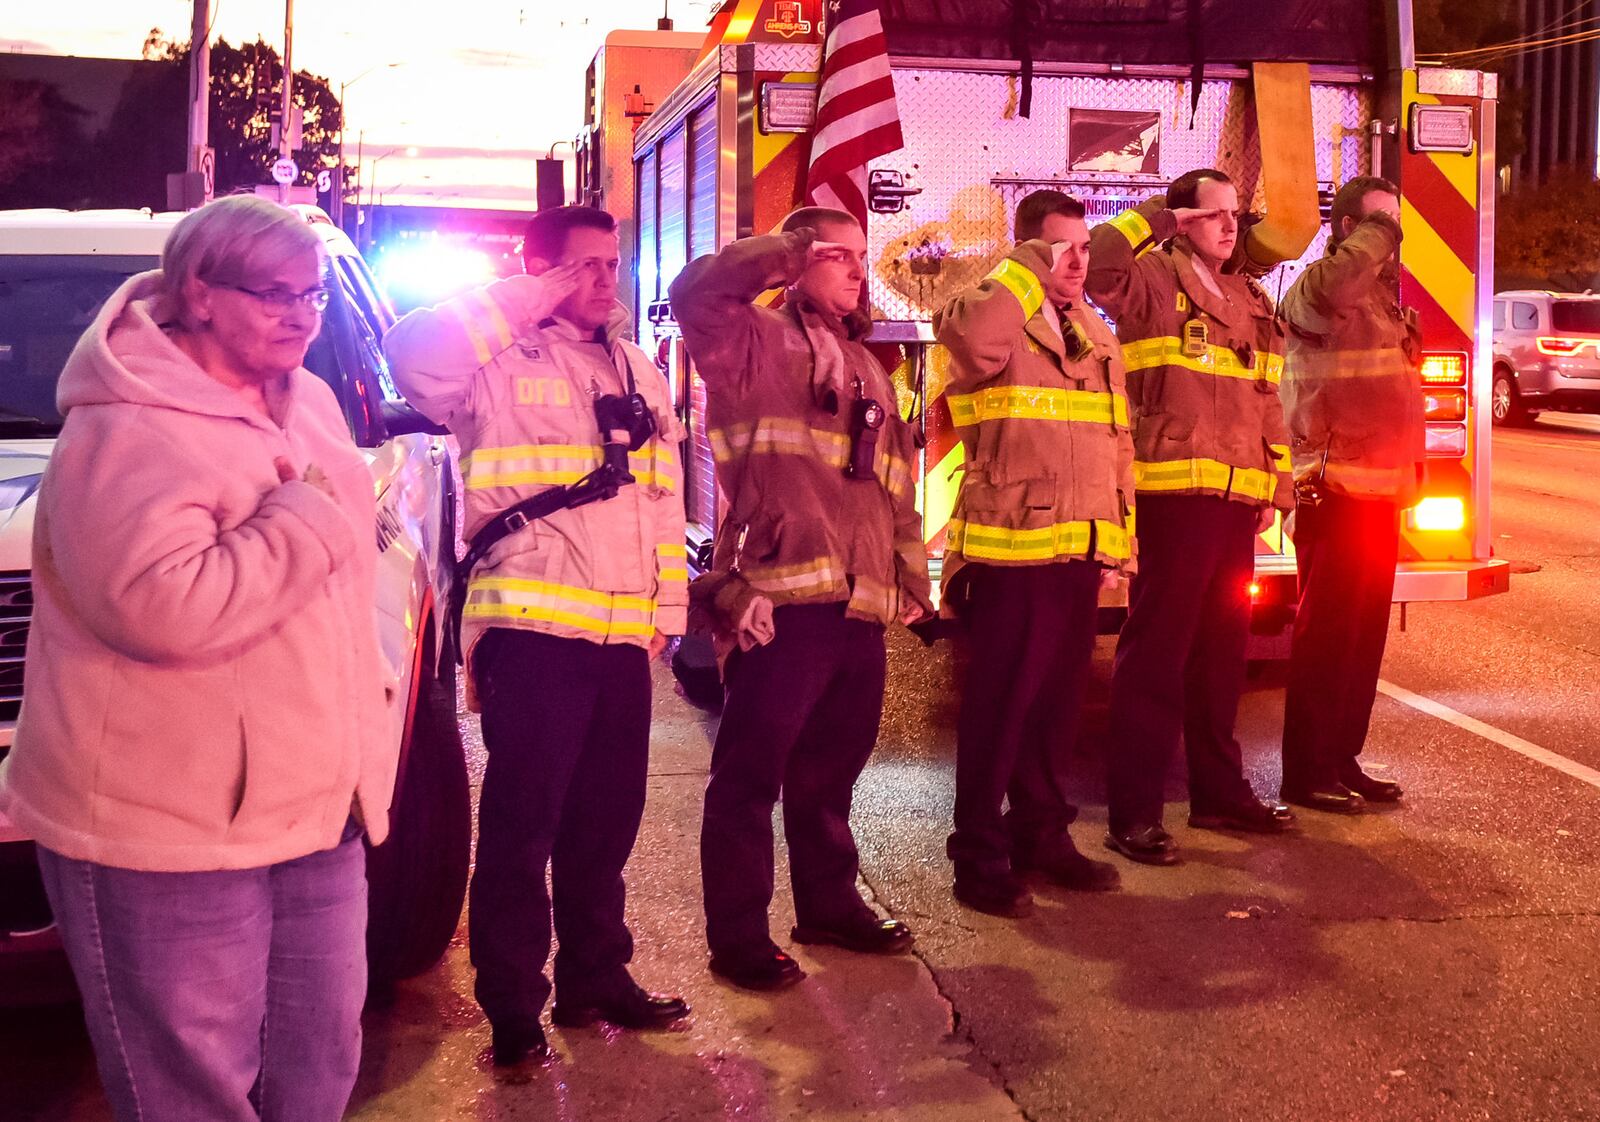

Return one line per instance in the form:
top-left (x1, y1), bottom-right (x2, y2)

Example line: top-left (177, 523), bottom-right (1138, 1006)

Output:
top-left (1010, 0), bottom-right (1037, 118)
top-left (1186, 0), bottom-right (1205, 127)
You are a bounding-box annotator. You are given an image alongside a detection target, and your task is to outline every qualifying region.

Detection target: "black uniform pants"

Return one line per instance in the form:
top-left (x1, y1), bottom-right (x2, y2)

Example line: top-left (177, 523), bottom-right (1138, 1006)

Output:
top-left (468, 628), bottom-right (650, 1031)
top-left (1107, 494), bottom-right (1260, 834)
top-left (1281, 492), bottom-right (1401, 790)
top-left (701, 603), bottom-right (886, 957)
top-left (947, 561), bottom-right (1101, 880)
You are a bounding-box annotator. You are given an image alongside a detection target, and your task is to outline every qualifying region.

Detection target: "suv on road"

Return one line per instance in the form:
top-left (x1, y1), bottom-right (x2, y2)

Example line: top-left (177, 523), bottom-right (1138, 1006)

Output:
top-left (1491, 291), bottom-right (1600, 426)
top-left (0, 206), bottom-right (470, 1002)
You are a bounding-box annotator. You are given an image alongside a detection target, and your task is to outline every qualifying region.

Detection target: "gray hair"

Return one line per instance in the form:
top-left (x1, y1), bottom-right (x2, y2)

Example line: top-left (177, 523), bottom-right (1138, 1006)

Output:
top-left (160, 196), bottom-right (325, 326)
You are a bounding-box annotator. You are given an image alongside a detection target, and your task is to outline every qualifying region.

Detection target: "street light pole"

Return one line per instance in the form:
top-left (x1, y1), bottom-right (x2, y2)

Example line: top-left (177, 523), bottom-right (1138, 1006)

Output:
top-left (335, 62), bottom-right (403, 233)
top-left (186, 0), bottom-right (210, 180)
top-left (278, 0), bottom-right (295, 204)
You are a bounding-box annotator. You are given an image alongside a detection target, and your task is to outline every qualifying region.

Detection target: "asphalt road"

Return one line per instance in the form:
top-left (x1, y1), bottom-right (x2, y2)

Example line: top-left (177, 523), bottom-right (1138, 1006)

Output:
top-left (3, 414), bottom-right (1597, 1120)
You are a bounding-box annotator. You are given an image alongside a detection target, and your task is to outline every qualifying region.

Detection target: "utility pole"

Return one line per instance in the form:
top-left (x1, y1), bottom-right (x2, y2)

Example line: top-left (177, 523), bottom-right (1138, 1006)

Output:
top-left (335, 82), bottom-right (347, 228)
top-left (186, 0), bottom-right (212, 199)
top-left (278, 0), bottom-right (295, 204)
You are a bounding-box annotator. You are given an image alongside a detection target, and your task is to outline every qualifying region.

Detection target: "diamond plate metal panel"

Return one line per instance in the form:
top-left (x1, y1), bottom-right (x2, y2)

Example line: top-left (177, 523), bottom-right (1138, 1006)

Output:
top-left (727, 44), bottom-right (823, 73)
top-left (1417, 68), bottom-right (1491, 98)
top-left (868, 67), bottom-right (1373, 321)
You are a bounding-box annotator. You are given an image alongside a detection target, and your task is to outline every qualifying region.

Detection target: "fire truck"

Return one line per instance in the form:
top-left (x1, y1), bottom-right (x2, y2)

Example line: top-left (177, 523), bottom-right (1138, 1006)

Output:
top-left (614, 0), bottom-right (1510, 649)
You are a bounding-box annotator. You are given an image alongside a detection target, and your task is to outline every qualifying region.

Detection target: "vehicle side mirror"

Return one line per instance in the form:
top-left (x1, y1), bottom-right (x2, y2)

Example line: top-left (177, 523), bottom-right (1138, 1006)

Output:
top-left (382, 400), bottom-right (449, 437)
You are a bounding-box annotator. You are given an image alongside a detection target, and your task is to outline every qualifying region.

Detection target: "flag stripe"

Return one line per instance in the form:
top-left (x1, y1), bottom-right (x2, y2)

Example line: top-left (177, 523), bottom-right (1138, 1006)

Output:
top-left (803, 0), bottom-right (904, 231)
top-left (814, 74), bottom-right (898, 134)
top-left (808, 121), bottom-right (906, 187)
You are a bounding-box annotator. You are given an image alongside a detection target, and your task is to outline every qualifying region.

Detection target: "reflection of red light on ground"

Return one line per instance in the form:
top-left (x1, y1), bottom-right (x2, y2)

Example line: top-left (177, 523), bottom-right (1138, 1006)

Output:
top-left (1412, 496), bottom-right (1466, 532)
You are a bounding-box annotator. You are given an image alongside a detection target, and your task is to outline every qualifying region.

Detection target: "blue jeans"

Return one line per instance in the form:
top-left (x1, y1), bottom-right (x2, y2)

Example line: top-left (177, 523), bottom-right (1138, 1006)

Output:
top-left (36, 825), bottom-right (367, 1122)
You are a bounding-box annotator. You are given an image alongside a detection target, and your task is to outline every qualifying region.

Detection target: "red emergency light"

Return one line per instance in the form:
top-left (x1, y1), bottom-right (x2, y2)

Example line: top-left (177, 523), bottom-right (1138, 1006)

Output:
top-left (1419, 352), bottom-right (1468, 386)
top-left (1410, 495), bottom-right (1466, 533)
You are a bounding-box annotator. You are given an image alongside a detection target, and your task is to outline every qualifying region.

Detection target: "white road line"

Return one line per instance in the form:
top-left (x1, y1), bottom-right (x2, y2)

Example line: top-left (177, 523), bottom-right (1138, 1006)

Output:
top-left (1378, 679), bottom-right (1600, 792)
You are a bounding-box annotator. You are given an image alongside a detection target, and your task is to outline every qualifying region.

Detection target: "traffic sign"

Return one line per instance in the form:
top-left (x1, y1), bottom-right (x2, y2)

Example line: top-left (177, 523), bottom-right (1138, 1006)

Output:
top-left (271, 157), bottom-right (298, 186)
top-left (198, 147), bottom-right (215, 202)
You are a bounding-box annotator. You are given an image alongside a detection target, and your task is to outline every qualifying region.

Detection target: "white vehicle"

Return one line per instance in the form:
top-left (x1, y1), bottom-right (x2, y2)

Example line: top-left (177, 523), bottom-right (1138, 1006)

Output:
top-left (0, 206), bottom-right (469, 1001)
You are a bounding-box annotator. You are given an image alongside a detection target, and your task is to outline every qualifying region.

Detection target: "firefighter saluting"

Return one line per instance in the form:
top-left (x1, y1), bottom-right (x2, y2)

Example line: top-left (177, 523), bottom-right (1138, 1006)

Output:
top-left (1278, 176), bottom-right (1420, 813)
top-left (934, 191), bottom-right (1132, 917)
top-left (385, 206), bottom-right (690, 1067)
top-left (670, 207), bottom-right (932, 992)
top-left (1087, 169), bottom-right (1297, 866)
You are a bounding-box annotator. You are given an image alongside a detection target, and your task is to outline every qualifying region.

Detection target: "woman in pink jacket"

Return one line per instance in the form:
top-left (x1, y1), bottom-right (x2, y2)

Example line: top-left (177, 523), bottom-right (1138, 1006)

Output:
top-left (0, 196), bottom-right (394, 1122)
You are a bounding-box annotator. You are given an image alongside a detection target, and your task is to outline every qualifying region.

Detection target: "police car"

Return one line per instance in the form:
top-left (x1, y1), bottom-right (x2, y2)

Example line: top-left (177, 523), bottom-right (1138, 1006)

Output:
top-left (0, 205), bottom-right (469, 1001)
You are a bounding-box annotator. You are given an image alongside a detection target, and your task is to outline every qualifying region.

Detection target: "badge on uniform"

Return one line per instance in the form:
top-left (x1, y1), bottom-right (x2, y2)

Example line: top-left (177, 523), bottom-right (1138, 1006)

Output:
top-left (1181, 317), bottom-right (1209, 357)
top-left (1175, 292), bottom-right (1190, 314)
top-left (518, 342), bottom-right (545, 362)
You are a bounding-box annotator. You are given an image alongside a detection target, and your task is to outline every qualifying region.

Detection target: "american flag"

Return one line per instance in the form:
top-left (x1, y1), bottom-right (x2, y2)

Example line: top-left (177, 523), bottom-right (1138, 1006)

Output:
top-left (803, 0), bottom-right (904, 229)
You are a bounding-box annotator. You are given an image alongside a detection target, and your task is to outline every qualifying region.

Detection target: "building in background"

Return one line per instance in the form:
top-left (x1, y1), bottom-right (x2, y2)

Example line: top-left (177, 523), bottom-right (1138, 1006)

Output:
top-left (0, 54), bottom-right (185, 210)
top-left (1508, 0), bottom-right (1600, 185)
top-left (575, 29), bottom-right (704, 315)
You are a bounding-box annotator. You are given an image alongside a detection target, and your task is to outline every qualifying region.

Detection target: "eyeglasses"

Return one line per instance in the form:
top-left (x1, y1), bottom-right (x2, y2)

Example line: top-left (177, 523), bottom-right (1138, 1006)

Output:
top-left (216, 283), bottom-right (332, 316)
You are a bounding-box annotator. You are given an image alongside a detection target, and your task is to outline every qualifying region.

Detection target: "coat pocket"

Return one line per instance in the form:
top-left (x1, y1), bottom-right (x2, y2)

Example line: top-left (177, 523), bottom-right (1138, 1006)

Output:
top-left (1138, 411), bottom-right (1196, 449)
top-left (958, 475), bottom-right (1058, 533)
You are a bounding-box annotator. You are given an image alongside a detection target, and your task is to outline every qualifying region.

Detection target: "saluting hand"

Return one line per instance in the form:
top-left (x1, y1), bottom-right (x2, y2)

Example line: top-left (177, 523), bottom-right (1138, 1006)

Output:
top-left (1171, 207), bottom-right (1224, 235)
top-left (502, 264), bottom-right (585, 328)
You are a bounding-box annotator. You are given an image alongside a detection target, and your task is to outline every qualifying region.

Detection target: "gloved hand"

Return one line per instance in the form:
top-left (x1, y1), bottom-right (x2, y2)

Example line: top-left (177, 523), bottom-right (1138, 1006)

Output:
top-left (736, 595), bottom-right (776, 651)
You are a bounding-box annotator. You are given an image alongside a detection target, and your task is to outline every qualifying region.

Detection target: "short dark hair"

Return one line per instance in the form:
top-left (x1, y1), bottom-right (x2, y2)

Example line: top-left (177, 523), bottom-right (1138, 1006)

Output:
top-left (522, 205), bottom-right (617, 268)
top-left (781, 206), bottom-right (859, 235)
top-left (1330, 175), bottom-right (1400, 237)
top-left (1014, 190), bottom-right (1086, 241)
top-left (1167, 168), bottom-right (1233, 210)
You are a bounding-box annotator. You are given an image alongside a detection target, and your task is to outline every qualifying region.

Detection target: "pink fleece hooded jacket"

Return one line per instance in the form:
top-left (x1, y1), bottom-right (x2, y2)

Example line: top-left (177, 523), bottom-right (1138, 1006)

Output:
top-left (0, 271), bottom-right (396, 872)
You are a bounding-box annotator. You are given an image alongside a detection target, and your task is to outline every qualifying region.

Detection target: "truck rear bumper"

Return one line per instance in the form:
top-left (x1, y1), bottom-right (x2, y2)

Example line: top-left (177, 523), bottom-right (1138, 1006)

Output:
top-left (1393, 559), bottom-right (1511, 602)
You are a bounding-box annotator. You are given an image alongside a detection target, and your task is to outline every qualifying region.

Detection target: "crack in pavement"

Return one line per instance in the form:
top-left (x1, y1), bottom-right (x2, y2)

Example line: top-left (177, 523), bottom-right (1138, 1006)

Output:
top-left (857, 870), bottom-right (1034, 1122)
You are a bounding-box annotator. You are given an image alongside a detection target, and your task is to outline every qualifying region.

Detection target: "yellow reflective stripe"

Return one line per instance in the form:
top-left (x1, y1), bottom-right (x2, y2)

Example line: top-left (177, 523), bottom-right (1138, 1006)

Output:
top-left (947, 386), bottom-right (1130, 427)
top-left (464, 443), bottom-right (676, 490)
top-left (986, 259), bottom-right (1046, 321)
top-left (449, 300), bottom-right (495, 367)
top-left (1122, 338), bottom-right (1284, 385)
top-left (1269, 443), bottom-right (1292, 472)
top-left (713, 421), bottom-right (904, 493)
top-left (880, 452), bottom-right (916, 500)
top-left (461, 603), bottom-right (657, 637)
top-left (948, 518), bottom-right (1132, 562)
top-left (1134, 458), bottom-right (1279, 501)
top-left (741, 556), bottom-right (846, 595)
top-left (656, 542), bottom-right (688, 583)
top-left (467, 577), bottom-right (655, 612)
top-left (709, 421), bottom-right (851, 466)
top-left (463, 577), bottom-right (657, 638)
top-left (470, 288), bottom-right (517, 352)
top-left (1109, 209), bottom-right (1154, 253)
top-left (1285, 347), bottom-right (1411, 381)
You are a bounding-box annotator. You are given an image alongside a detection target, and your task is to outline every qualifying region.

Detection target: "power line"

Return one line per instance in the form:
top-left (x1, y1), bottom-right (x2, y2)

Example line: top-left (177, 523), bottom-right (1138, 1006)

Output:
top-left (1425, 19), bottom-right (1600, 66)
top-left (1423, 1), bottom-right (1600, 64)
